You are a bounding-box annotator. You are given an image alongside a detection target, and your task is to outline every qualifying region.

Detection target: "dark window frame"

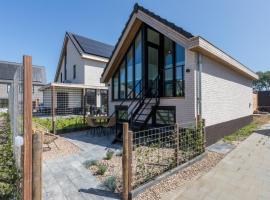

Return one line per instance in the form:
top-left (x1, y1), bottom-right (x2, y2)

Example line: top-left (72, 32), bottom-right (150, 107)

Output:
top-left (153, 106), bottom-right (176, 125)
top-left (111, 23), bottom-right (185, 101)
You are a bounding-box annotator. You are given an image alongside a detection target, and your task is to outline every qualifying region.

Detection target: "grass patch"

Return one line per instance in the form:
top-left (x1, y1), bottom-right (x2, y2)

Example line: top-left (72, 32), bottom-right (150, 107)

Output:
top-left (83, 159), bottom-right (98, 168)
top-left (33, 116), bottom-right (87, 133)
top-left (104, 150), bottom-right (114, 160)
top-left (223, 115), bottom-right (270, 143)
top-left (96, 164), bottom-right (107, 175)
top-left (103, 176), bottom-right (117, 192)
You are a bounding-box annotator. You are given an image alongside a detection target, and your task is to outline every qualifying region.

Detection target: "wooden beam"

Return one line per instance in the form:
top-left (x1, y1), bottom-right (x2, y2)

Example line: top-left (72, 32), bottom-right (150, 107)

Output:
top-left (23, 55), bottom-right (33, 200)
top-left (32, 132), bottom-right (43, 200)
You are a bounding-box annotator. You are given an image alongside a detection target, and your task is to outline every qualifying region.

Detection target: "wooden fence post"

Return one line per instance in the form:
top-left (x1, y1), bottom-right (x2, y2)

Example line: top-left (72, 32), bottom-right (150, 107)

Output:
top-left (175, 123), bottom-right (179, 166)
top-left (128, 131), bottom-right (133, 199)
top-left (23, 55), bottom-right (33, 200)
top-left (32, 132), bottom-right (43, 200)
top-left (122, 123), bottom-right (129, 200)
top-left (51, 86), bottom-right (56, 134)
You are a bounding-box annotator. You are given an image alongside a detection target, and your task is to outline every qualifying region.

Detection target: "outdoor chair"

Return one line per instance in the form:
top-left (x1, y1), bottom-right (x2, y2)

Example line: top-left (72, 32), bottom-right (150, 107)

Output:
top-left (102, 116), bottom-right (116, 135)
top-left (86, 116), bottom-right (102, 136)
top-left (32, 123), bottom-right (59, 151)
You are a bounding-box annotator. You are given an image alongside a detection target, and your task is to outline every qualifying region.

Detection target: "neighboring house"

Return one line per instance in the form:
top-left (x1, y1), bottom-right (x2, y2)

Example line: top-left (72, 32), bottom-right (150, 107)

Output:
top-left (101, 4), bottom-right (258, 145)
top-left (0, 60), bottom-right (46, 110)
top-left (41, 32), bottom-right (114, 115)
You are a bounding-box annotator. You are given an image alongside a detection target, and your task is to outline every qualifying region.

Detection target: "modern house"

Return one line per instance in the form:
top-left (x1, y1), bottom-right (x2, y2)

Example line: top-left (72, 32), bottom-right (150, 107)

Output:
top-left (0, 60), bottom-right (46, 110)
top-left (40, 32), bottom-right (114, 115)
top-left (101, 4), bottom-right (258, 145)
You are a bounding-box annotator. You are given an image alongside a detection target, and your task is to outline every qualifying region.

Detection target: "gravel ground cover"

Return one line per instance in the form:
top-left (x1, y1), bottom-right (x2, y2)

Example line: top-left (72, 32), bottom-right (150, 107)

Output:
top-left (43, 135), bottom-right (80, 160)
top-left (134, 151), bottom-right (223, 200)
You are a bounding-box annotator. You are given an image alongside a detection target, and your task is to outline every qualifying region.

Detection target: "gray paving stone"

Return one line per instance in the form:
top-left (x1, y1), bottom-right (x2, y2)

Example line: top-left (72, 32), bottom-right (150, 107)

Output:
top-left (43, 131), bottom-right (121, 200)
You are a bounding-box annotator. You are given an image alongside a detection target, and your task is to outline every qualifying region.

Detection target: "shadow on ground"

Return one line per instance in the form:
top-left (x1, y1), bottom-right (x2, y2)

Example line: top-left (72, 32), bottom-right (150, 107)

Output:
top-left (79, 188), bottom-right (120, 199)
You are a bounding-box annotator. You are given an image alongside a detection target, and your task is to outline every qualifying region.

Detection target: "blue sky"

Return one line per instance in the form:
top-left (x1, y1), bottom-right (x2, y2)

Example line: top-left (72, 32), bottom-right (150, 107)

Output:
top-left (0, 0), bottom-right (269, 82)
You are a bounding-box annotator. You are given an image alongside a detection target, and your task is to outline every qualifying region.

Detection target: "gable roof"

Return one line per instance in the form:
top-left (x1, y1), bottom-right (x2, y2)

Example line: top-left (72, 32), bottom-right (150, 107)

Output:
top-left (101, 3), bottom-right (258, 82)
top-left (0, 60), bottom-right (46, 83)
top-left (54, 32), bottom-right (114, 82)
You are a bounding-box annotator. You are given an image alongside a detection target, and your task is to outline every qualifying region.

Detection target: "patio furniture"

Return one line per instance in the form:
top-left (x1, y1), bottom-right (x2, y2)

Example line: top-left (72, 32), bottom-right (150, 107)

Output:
top-left (86, 116), bottom-right (101, 136)
top-left (32, 123), bottom-right (59, 151)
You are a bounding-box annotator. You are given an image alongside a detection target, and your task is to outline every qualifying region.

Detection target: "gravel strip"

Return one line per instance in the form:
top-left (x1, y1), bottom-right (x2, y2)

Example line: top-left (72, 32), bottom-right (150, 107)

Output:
top-left (43, 136), bottom-right (80, 160)
top-left (134, 151), bottom-right (224, 200)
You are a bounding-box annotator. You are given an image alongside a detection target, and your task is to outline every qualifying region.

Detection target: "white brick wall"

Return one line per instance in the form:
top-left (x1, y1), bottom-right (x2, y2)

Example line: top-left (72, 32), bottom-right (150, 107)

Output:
top-left (201, 55), bottom-right (253, 126)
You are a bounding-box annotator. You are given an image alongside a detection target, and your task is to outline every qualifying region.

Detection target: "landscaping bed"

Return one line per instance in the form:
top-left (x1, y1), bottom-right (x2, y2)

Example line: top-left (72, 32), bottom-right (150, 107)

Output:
top-left (223, 114), bottom-right (270, 145)
top-left (0, 113), bottom-right (21, 199)
top-left (33, 116), bottom-right (88, 134)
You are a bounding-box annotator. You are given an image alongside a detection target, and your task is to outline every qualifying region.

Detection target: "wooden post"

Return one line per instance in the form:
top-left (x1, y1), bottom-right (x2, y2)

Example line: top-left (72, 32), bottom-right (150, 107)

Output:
top-left (23, 55), bottom-right (33, 200)
top-left (175, 123), bottom-right (179, 166)
top-left (128, 131), bottom-right (133, 199)
top-left (51, 86), bottom-right (56, 134)
top-left (202, 119), bottom-right (206, 150)
top-left (32, 132), bottom-right (43, 200)
top-left (122, 123), bottom-right (129, 200)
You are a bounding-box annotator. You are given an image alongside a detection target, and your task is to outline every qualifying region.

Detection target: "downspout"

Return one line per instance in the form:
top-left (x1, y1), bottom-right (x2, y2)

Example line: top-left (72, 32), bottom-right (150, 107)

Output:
top-left (196, 53), bottom-right (202, 118)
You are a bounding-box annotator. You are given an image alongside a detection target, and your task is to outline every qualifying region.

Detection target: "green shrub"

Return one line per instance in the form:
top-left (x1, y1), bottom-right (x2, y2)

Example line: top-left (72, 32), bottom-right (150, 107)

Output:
top-left (104, 150), bottom-right (114, 160)
top-left (103, 176), bottom-right (117, 192)
top-left (97, 164), bottom-right (107, 175)
top-left (83, 159), bottom-right (97, 168)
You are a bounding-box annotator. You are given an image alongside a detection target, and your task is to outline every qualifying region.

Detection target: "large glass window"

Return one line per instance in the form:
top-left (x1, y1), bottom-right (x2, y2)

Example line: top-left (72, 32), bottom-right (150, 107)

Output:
top-left (135, 31), bottom-right (142, 97)
top-left (164, 37), bottom-right (174, 97)
top-left (119, 61), bottom-right (126, 99)
top-left (147, 28), bottom-right (160, 45)
top-left (127, 46), bottom-right (133, 98)
top-left (175, 44), bottom-right (185, 96)
top-left (113, 71), bottom-right (119, 100)
top-left (148, 46), bottom-right (159, 95)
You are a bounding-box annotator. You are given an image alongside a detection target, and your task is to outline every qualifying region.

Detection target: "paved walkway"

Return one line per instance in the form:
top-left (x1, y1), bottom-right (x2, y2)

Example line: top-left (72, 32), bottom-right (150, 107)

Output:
top-left (162, 123), bottom-right (270, 200)
top-left (43, 131), bottom-right (121, 200)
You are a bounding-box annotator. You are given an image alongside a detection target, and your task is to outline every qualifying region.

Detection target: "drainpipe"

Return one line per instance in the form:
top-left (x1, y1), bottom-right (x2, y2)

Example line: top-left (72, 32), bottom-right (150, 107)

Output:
top-left (197, 53), bottom-right (202, 118)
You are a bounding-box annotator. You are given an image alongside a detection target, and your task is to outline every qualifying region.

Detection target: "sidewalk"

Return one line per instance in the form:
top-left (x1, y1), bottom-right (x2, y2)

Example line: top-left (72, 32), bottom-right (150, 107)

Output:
top-left (162, 123), bottom-right (270, 200)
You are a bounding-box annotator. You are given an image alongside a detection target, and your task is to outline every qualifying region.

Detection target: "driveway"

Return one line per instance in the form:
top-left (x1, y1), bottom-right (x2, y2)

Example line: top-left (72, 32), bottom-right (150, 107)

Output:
top-left (162, 123), bottom-right (270, 200)
top-left (43, 131), bottom-right (121, 200)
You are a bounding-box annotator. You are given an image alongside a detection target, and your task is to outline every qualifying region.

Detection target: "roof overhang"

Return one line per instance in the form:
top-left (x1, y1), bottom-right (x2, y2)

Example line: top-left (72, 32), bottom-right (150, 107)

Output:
top-left (39, 82), bottom-right (108, 91)
top-left (189, 36), bottom-right (258, 80)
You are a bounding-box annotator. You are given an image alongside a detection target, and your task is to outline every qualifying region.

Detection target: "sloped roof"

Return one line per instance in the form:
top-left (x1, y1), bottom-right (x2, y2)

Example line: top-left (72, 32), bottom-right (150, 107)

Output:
top-left (0, 60), bottom-right (47, 83)
top-left (70, 33), bottom-right (114, 58)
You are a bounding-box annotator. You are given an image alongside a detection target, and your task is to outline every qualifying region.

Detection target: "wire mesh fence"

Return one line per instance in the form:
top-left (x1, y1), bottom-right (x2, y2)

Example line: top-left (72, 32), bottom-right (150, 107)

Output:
top-left (33, 85), bottom-right (108, 134)
top-left (131, 120), bottom-right (205, 189)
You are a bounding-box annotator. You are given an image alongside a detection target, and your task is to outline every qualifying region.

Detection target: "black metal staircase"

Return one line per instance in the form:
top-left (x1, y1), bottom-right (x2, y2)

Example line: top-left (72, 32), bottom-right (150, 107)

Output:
top-left (112, 76), bottom-right (160, 142)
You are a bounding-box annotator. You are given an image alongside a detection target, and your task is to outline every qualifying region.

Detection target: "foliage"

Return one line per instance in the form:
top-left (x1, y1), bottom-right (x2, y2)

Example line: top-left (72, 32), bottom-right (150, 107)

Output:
top-left (83, 159), bottom-right (97, 168)
top-left (253, 71), bottom-right (270, 91)
top-left (33, 116), bottom-right (87, 133)
top-left (224, 122), bottom-right (258, 143)
top-left (104, 150), bottom-right (114, 160)
top-left (96, 164), bottom-right (107, 175)
top-left (103, 176), bottom-right (117, 192)
top-left (0, 114), bottom-right (21, 199)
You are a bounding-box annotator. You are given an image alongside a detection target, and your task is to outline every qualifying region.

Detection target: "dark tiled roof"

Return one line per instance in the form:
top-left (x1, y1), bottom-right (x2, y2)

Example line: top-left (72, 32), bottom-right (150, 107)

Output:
top-left (0, 61), bottom-right (46, 83)
top-left (71, 33), bottom-right (114, 58)
top-left (102, 3), bottom-right (193, 78)
top-left (134, 4), bottom-right (193, 39)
